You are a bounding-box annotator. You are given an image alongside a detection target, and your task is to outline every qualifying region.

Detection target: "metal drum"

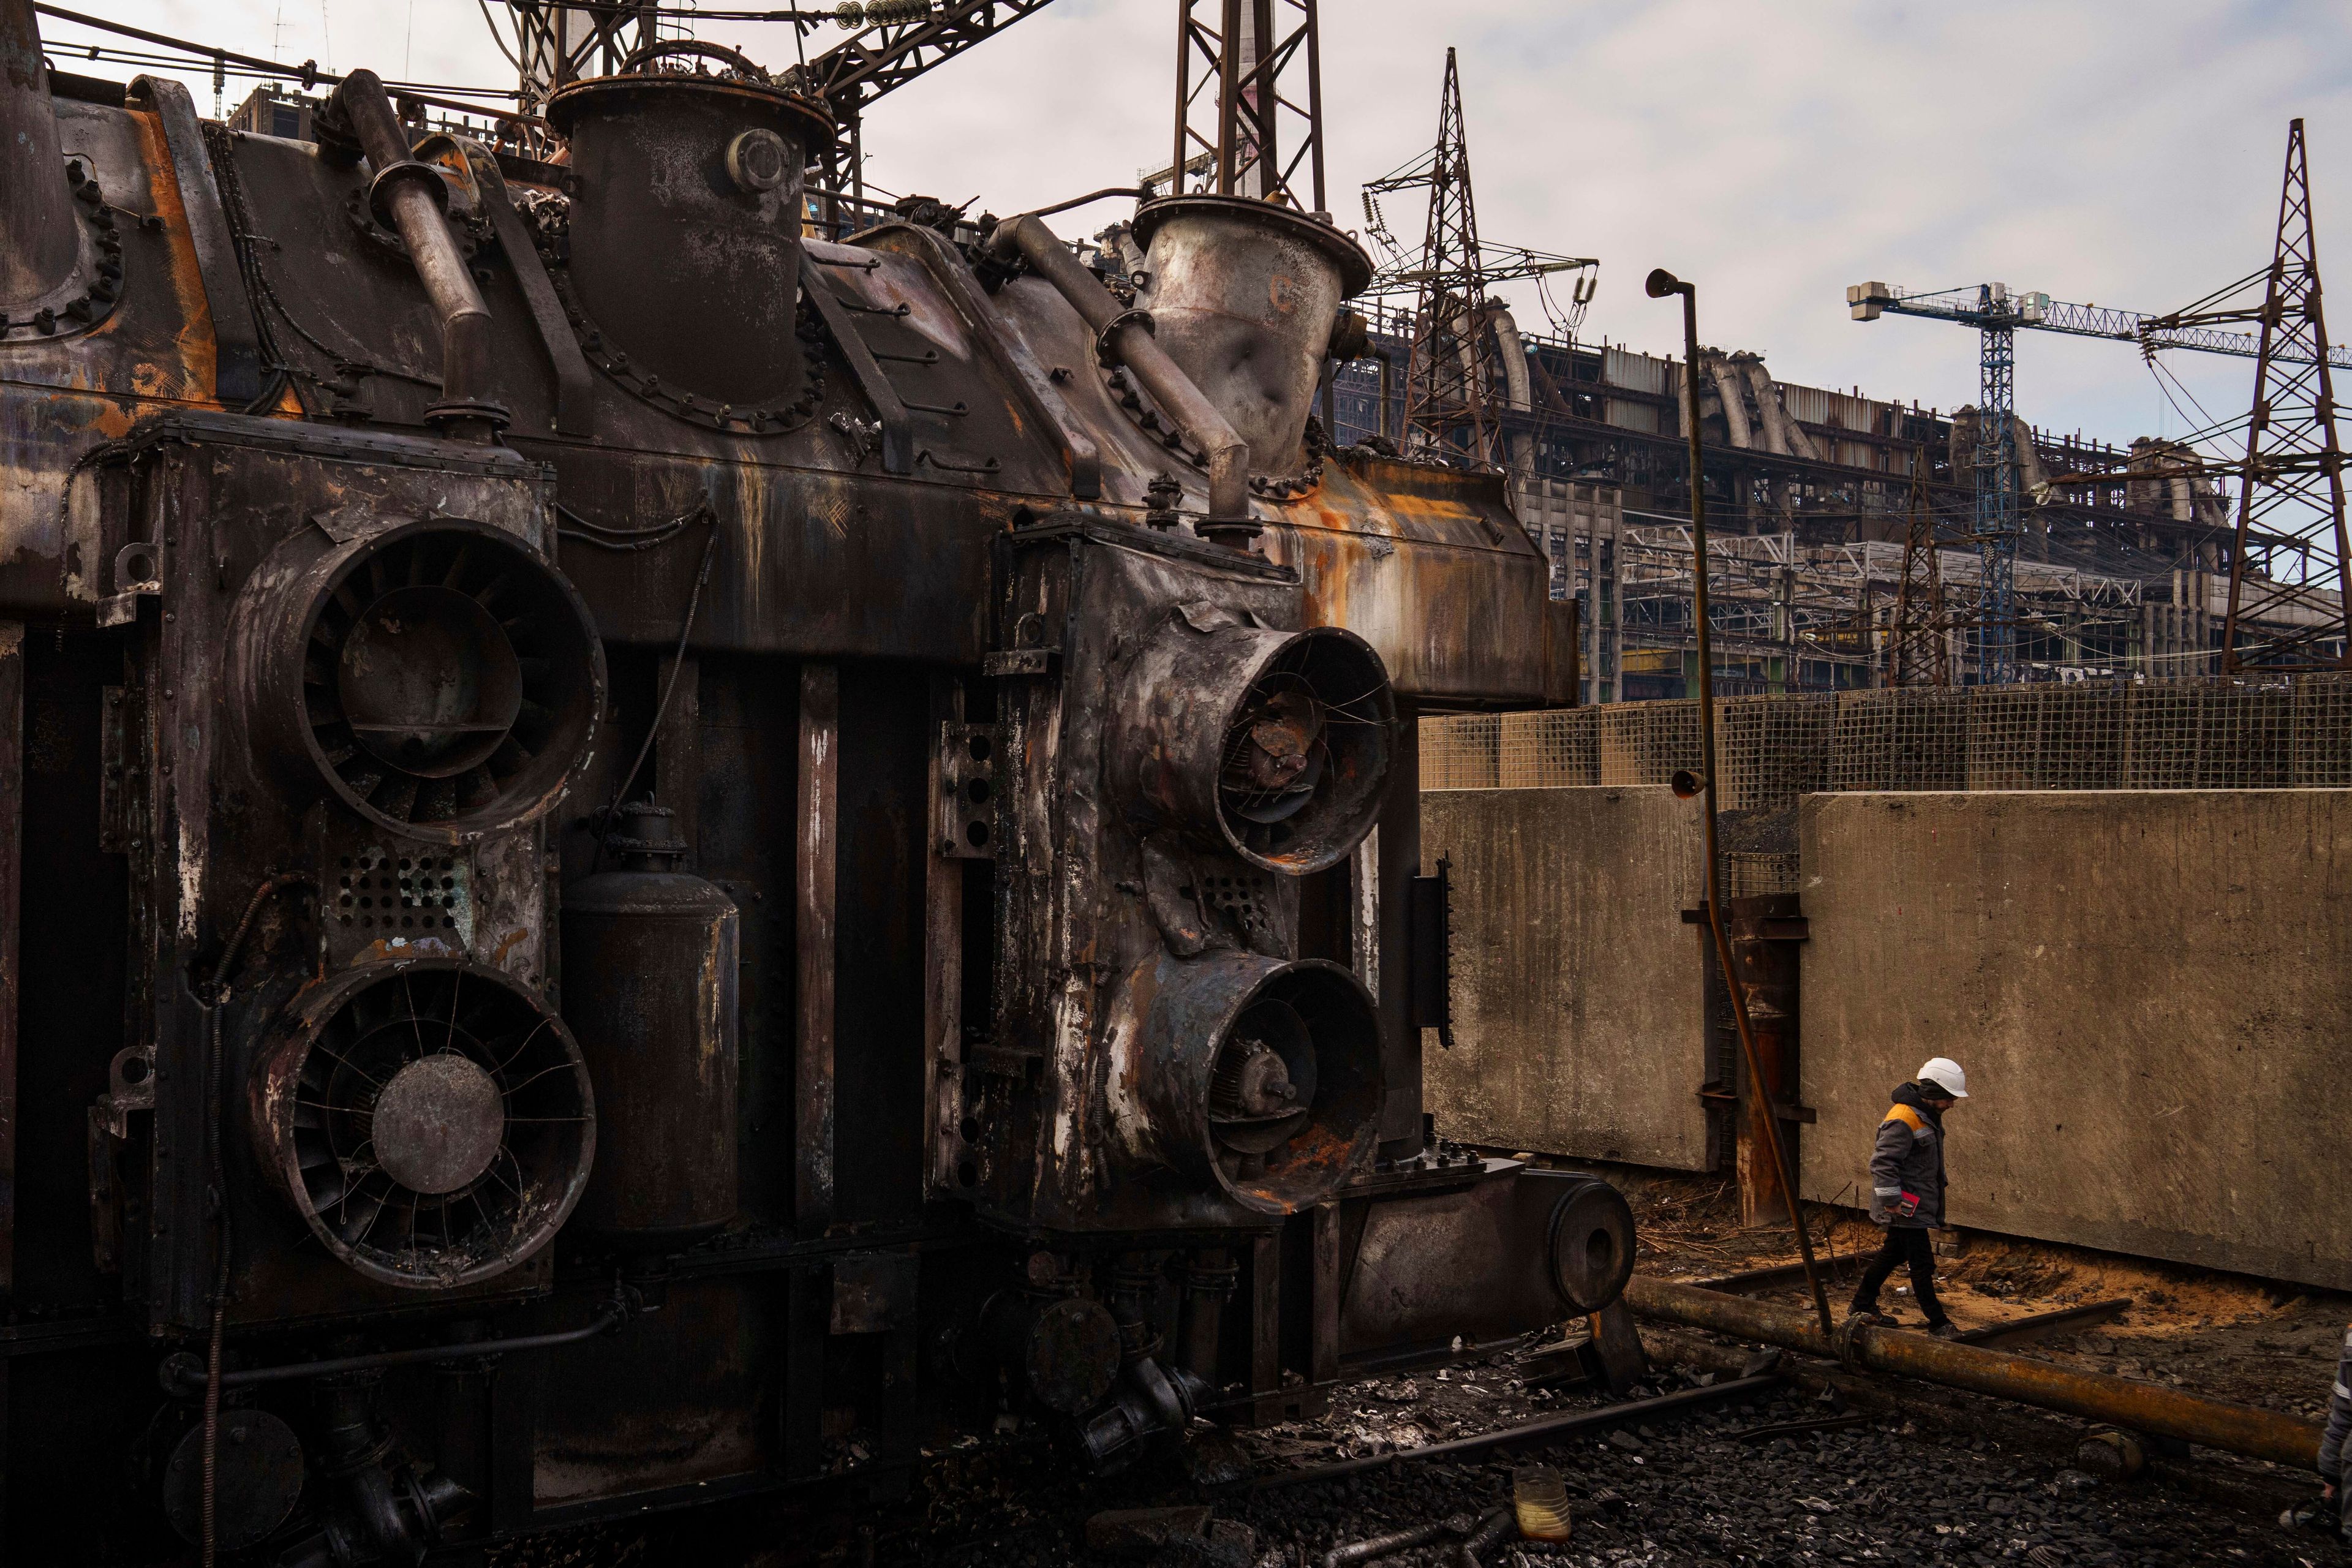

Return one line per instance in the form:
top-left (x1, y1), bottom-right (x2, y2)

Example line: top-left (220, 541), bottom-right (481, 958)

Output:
top-left (562, 804), bottom-right (741, 1241)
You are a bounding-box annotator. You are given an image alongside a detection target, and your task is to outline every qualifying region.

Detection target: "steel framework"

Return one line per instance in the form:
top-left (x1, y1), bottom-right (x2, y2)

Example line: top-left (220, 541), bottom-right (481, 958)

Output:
top-left (1890, 446), bottom-right (1950, 686)
top-left (489, 1), bottom-right (1060, 132)
top-left (1169, 0), bottom-right (1324, 209)
top-left (1392, 48), bottom-right (1495, 469)
top-left (2175, 119), bottom-right (2351, 670)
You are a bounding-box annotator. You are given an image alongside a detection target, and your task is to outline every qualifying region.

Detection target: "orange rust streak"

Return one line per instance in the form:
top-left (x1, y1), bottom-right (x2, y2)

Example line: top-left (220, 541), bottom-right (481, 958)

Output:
top-left (127, 107), bottom-right (221, 408)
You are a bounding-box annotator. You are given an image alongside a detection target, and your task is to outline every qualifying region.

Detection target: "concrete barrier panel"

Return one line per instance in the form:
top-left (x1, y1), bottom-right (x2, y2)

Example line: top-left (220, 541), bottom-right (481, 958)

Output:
top-left (1423, 786), bottom-right (1708, 1170)
top-left (1798, 790), bottom-right (2352, 1289)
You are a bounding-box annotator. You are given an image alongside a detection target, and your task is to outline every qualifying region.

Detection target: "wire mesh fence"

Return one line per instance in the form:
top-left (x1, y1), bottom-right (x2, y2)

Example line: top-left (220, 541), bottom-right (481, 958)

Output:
top-left (1828, 688), bottom-right (1967, 791)
top-left (1426, 674), bottom-right (2352, 797)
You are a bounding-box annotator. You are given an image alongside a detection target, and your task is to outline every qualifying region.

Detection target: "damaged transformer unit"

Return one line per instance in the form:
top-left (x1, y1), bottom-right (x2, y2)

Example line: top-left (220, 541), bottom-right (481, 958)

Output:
top-left (0, 2), bottom-right (1626, 1561)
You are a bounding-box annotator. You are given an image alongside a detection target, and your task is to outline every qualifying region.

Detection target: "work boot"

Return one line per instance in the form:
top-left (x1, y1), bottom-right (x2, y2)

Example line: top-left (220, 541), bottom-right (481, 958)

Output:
top-left (1927, 1322), bottom-right (1963, 1341)
top-left (1844, 1308), bottom-right (1890, 1329)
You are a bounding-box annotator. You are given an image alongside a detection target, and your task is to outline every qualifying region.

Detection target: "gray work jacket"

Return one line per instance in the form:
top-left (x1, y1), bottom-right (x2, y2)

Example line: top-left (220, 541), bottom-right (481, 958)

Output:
top-left (2320, 1322), bottom-right (2352, 1483)
top-left (1866, 1101), bottom-right (1945, 1230)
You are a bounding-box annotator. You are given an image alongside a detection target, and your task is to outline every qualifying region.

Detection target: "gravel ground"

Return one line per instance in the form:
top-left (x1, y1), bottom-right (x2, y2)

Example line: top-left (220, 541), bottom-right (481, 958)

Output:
top-left (488, 1352), bottom-right (2337, 1566)
top-left (494, 1171), bottom-right (2348, 1566)
top-left (906, 1359), bottom-right (2340, 1568)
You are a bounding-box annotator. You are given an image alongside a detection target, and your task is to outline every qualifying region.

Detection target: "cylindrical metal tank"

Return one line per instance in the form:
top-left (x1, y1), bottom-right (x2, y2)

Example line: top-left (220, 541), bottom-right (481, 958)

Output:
top-left (546, 53), bottom-right (834, 412)
top-left (1131, 195), bottom-right (1372, 477)
top-left (562, 804), bottom-right (741, 1241)
top-left (0, 0), bottom-right (77, 306)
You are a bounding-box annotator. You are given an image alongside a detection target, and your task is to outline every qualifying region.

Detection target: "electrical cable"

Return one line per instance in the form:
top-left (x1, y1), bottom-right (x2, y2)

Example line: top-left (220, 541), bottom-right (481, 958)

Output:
top-left (590, 517), bottom-right (722, 872)
top-left (34, 5), bottom-right (536, 121)
top-left (197, 873), bottom-right (313, 1568)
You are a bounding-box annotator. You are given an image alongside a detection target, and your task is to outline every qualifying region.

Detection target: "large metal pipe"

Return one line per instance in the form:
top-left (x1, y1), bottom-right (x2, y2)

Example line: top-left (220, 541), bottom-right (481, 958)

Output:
top-left (0, 0), bottom-right (76, 307)
top-left (322, 69), bottom-right (502, 440)
top-left (986, 213), bottom-right (1251, 535)
top-left (1624, 1275), bottom-right (2323, 1471)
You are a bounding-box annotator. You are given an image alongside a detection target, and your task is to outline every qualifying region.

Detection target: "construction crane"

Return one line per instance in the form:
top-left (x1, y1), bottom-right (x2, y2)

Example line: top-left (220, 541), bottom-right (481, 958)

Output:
top-left (1847, 200), bottom-right (2352, 680)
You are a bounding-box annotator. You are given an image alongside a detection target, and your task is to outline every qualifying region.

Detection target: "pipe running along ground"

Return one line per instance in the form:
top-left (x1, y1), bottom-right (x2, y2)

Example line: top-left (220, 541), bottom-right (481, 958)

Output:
top-left (985, 213), bottom-right (1251, 529)
top-left (1623, 1275), bottom-right (2323, 1472)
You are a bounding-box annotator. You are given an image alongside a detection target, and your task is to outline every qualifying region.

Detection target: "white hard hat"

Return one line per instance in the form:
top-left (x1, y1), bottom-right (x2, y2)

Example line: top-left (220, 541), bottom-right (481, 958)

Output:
top-left (1918, 1057), bottom-right (1968, 1099)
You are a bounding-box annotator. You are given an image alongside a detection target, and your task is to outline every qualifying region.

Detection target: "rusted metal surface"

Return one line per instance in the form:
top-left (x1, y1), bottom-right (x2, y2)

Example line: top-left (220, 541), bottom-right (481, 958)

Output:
top-left (1336, 1166), bottom-right (1633, 1355)
top-left (0, 620), bottom-right (18, 1300)
top-left (981, 519), bottom-right (1388, 1231)
top-left (1624, 1274), bottom-right (2325, 1471)
top-left (545, 62), bottom-right (833, 421)
top-left (1132, 195), bottom-right (1371, 477)
top-left (795, 661), bottom-right (839, 1234)
top-left (246, 957), bottom-right (594, 1289)
top-left (987, 211), bottom-right (1251, 526)
top-left (0, 0), bottom-right (75, 305)
top-left (562, 803), bottom-right (741, 1240)
top-left (1724, 892), bottom-right (1801, 1227)
top-left (0, 10), bottom-right (1585, 1548)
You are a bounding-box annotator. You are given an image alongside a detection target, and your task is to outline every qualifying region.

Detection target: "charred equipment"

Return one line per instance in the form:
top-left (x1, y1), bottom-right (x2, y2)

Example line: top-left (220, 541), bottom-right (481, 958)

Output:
top-left (0, 4), bottom-right (1617, 1560)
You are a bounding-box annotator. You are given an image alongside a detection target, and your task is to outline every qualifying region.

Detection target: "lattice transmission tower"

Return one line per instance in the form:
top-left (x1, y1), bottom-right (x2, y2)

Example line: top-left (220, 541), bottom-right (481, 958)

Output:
top-left (1888, 447), bottom-right (1950, 686)
top-left (2166, 119), bottom-right (2350, 670)
top-left (1392, 47), bottom-right (1497, 468)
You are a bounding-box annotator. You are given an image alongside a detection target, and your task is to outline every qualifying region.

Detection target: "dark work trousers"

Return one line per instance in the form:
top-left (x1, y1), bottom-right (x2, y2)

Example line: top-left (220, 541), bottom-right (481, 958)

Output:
top-left (1850, 1227), bottom-right (1947, 1326)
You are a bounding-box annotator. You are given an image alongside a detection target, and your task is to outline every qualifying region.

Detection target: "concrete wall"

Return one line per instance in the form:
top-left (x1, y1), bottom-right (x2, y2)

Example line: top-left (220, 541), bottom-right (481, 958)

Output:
top-left (1422, 786), bottom-right (1709, 1170)
top-left (1798, 790), bottom-right (2352, 1289)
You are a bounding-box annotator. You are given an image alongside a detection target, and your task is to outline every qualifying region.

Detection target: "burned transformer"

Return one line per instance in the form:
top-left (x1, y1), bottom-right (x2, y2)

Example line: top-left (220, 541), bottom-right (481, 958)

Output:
top-left (0, 5), bottom-right (1629, 1561)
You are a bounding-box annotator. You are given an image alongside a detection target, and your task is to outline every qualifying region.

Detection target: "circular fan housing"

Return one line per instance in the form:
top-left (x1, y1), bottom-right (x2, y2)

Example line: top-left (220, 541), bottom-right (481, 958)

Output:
top-left (239, 517), bottom-right (603, 840)
top-left (1114, 622), bottom-right (1394, 876)
top-left (249, 959), bottom-right (594, 1289)
top-left (1124, 952), bottom-right (1381, 1215)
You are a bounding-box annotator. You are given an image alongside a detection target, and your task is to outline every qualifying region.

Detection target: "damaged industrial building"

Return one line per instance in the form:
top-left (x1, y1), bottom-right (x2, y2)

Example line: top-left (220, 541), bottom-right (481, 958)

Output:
top-left (0, 1), bottom-right (2347, 1566)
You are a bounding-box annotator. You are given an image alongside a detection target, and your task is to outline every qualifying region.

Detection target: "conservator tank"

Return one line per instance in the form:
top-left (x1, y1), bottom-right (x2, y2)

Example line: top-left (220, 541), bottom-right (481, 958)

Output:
top-left (562, 802), bottom-right (742, 1240)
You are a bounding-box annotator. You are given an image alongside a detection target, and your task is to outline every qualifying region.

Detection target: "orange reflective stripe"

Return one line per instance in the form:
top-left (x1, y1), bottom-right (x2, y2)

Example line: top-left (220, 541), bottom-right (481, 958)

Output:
top-left (1882, 1104), bottom-right (1924, 1133)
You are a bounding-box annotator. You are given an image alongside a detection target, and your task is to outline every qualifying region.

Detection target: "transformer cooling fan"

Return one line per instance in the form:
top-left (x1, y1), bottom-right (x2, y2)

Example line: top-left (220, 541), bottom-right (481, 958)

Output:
top-left (296, 526), bottom-right (598, 829)
top-left (257, 960), bottom-right (593, 1288)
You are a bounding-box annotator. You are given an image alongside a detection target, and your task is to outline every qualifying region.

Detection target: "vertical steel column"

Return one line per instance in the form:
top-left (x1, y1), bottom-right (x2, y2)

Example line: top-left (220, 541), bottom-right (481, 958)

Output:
top-left (1214, 0), bottom-right (1243, 196)
top-left (0, 621), bottom-right (18, 1305)
top-left (1650, 266), bottom-right (1833, 1335)
top-left (922, 674), bottom-right (963, 1195)
top-left (1374, 698), bottom-right (1422, 1158)
top-left (796, 663), bottom-right (839, 1234)
top-left (0, 618), bottom-right (19, 1540)
top-left (1725, 894), bottom-right (1801, 1229)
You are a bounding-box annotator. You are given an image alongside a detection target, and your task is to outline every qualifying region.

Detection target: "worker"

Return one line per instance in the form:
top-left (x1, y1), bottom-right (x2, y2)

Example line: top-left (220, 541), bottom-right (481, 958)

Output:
top-left (2283, 1323), bottom-right (2352, 1539)
top-left (1845, 1057), bottom-right (1967, 1338)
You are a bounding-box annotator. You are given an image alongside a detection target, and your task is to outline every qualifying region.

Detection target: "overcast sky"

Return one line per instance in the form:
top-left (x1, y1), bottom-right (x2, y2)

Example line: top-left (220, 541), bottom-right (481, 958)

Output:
top-left (74, 1), bottom-right (2352, 456)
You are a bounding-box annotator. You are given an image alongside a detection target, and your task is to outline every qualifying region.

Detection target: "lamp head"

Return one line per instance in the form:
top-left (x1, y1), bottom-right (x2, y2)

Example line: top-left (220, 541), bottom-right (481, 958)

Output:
top-left (1645, 268), bottom-right (1687, 299)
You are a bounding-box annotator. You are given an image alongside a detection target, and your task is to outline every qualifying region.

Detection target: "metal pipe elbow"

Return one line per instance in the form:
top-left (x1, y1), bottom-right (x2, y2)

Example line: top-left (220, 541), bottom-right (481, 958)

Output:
top-left (987, 212), bottom-right (1254, 537)
top-left (329, 69), bottom-right (505, 440)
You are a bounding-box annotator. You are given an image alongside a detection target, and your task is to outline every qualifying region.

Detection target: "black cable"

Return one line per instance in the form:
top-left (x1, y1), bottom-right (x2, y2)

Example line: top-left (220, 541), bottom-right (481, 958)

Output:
top-left (197, 872), bottom-right (312, 1568)
top-left (589, 518), bottom-right (722, 872)
top-left (200, 121), bottom-right (311, 418)
top-left (554, 498), bottom-right (713, 551)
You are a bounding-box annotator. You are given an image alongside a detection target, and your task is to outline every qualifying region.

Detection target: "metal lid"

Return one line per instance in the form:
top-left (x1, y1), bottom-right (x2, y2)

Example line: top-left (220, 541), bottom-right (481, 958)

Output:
top-left (545, 45), bottom-right (835, 152)
top-left (1131, 194), bottom-right (1375, 300)
top-left (608, 801), bottom-right (687, 859)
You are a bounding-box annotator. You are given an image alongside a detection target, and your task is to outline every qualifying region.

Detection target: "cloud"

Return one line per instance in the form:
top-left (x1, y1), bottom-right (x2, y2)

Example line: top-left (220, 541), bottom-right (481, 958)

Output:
top-left (79, 0), bottom-right (2352, 449)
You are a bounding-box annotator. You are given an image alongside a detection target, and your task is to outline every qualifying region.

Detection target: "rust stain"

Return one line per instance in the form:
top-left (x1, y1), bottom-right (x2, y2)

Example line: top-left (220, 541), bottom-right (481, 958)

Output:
top-left (126, 105), bottom-right (219, 407)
